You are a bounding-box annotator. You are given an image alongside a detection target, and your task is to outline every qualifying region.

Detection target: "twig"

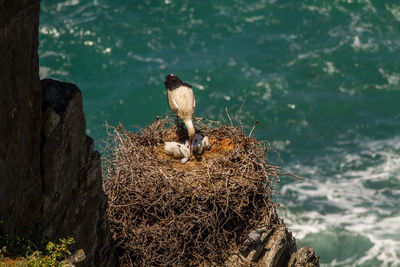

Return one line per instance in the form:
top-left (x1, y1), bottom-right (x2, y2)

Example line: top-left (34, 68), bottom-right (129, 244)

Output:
top-left (225, 107), bottom-right (233, 127)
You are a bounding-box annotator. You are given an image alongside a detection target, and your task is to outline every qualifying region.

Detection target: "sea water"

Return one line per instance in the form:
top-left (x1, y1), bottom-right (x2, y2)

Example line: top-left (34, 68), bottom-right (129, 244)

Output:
top-left (39, 1), bottom-right (400, 266)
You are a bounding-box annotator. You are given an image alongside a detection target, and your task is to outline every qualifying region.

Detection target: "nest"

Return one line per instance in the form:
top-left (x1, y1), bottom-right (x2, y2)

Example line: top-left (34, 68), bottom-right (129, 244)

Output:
top-left (103, 115), bottom-right (282, 266)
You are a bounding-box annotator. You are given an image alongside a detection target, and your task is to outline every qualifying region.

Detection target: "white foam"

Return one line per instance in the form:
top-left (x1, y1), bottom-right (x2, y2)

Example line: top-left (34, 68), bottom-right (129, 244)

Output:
top-left (244, 15), bottom-right (265, 23)
top-left (40, 26), bottom-right (62, 38)
top-left (378, 68), bottom-right (400, 89)
top-left (256, 81), bottom-right (272, 100)
top-left (387, 4), bottom-right (400, 23)
top-left (39, 66), bottom-right (69, 78)
top-left (323, 61), bottom-right (338, 75)
top-left (278, 136), bottom-right (400, 266)
top-left (301, 3), bottom-right (332, 15)
top-left (351, 36), bottom-right (378, 52)
top-left (57, 0), bottom-right (80, 11)
top-left (129, 53), bottom-right (165, 64)
top-left (191, 83), bottom-right (205, 91)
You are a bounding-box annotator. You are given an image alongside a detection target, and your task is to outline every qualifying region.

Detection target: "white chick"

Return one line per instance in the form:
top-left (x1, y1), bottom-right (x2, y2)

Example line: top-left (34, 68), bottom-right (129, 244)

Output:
top-left (192, 134), bottom-right (211, 155)
top-left (164, 142), bottom-right (190, 163)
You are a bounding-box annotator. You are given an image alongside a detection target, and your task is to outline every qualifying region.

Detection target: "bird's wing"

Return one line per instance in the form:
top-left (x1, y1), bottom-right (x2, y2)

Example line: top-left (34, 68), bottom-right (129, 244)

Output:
top-left (167, 90), bottom-right (180, 114)
top-left (183, 82), bottom-right (195, 110)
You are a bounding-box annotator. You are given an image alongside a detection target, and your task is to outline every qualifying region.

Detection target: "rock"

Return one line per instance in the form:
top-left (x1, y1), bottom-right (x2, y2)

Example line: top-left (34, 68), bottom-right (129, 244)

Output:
top-left (241, 228), bottom-right (272, 262)
top-left (258, 225), bottom-right (297, 267)
top-left (288, 246), bottom-right (319, 267)
top-left (66, 249), bottom-right (86, 265)
top-left (225, 224), bottom-right (318, 267)
top-left (40, 79), bottom-right (117, 267)
top-left (40, 78), bottom-right (87, 237)
top-left (0, 0), bottom-right (42, 236)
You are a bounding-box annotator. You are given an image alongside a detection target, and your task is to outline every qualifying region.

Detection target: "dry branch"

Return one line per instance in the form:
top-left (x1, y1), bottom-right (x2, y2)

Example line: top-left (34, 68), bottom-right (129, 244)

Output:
top-left (103, 115), bottom-right (282, 266)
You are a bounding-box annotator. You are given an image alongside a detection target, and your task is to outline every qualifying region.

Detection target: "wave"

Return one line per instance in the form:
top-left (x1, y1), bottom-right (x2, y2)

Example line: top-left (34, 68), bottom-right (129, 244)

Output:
top-left (278, 136), bottom-right (400, 266)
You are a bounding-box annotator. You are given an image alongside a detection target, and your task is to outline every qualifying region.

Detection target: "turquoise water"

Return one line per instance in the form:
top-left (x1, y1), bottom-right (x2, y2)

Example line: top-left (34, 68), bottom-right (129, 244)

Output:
top-left (39, 1), bottom-right (400, 266)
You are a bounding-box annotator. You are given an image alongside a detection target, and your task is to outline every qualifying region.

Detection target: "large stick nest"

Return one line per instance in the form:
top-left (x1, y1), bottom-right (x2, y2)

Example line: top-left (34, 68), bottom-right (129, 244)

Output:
top-left (103, 115), bottom-right (281, 266)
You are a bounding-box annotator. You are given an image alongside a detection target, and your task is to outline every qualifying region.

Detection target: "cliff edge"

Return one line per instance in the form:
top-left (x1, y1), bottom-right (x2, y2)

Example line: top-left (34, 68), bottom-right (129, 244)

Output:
top-left (0, 2), bottom-right (116, 266)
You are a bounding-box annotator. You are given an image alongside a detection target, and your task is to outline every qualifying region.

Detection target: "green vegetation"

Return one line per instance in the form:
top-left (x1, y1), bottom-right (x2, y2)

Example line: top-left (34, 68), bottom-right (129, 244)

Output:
top-left (0, 231), bottom-right (75, 267)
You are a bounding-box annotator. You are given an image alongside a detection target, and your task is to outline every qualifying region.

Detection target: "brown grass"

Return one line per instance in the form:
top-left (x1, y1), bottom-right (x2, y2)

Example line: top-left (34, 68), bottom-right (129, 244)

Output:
top-left (103, 115), bottom-right (282, 266)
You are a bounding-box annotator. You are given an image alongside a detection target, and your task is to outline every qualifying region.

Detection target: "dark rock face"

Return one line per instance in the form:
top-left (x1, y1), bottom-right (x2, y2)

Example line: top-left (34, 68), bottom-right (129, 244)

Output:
top-left (0, 0), bottom-right (42, 236)
top-left (41, 79), bottom-right (116, 267)
top-left (0, 2), bottom-right (116, 266)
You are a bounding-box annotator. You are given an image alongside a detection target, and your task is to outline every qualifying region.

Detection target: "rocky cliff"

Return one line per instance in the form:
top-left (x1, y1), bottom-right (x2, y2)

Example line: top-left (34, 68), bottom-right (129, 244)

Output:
top-left (0, 0), bottom-right (42, 237)
top-left (0, 2), bottom-right (116, 266)
top-left (228, 224), bottom-right (319, 266)
top-left (40, 79), bottom-right (116, 266)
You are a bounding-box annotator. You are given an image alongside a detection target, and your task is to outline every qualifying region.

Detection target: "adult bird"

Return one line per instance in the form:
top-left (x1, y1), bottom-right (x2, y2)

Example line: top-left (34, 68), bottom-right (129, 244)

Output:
top-left (164, 74), bottom-right (196, 153)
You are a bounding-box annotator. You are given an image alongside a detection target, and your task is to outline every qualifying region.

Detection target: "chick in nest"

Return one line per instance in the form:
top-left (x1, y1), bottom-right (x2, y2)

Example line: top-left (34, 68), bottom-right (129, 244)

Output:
top-left (164, 142), bottom-right (191, 163)
top-left (192, 133), bottom-right (211, 155)
top-left (164, 133), bottom-right (211, 163)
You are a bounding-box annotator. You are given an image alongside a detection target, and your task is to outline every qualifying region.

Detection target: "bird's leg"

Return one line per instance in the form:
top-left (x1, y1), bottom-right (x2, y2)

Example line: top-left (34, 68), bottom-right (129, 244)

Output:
top-left (190, 140), bottom-right (192, 155)
top-left (176, 115), bottom-right (180, 142)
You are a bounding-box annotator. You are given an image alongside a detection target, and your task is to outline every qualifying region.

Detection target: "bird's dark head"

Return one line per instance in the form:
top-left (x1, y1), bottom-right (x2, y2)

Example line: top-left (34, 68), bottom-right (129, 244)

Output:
top-left (164, 74), bottom-right (183, 90)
